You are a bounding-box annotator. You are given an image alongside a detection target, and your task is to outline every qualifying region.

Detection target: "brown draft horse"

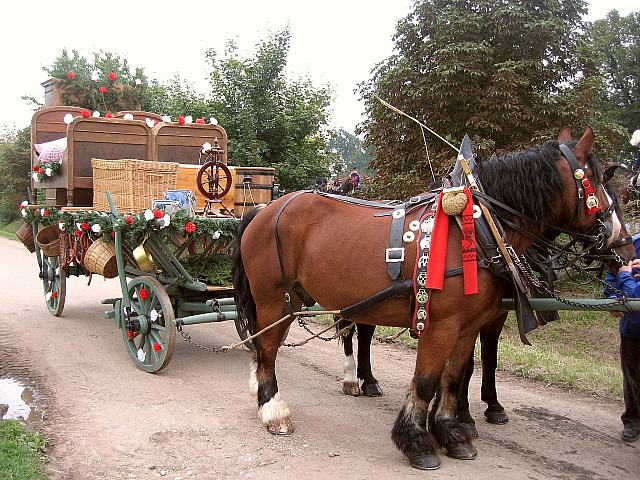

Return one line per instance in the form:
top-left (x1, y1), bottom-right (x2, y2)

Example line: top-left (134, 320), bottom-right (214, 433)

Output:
top-left (232, 128), bottom-right (635, 470)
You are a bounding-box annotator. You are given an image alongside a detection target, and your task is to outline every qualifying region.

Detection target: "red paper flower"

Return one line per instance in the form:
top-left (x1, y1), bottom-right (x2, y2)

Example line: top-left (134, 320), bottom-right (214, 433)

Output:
top-left (178, 115), bottom-right (185, 125)
top-left (111, 231), bottom-right (116, 238)
top-left (81, 109), bottom-right (91, 118)
top-left (108, 71), bottom-right (117, 81)
top-left (105, 112), bottom-right (113, 119)
top-left (51, 291), bottom-right (58, 299)
top-left (74, 229), bottom-right (82, 237)
top-left (66, 72), bottom-right (76, 80)
top-left (127, 330), bottom-right (135, 339)
top-left (196, 118), bottom-right (205, 124)
top-left (32, 165), bottom-right (39, 172)
top-left (80, 222), bottom-right (90, 231)
top-left (124, 214), bottom-right (133, 225)
top-left (43, 209), bottom-right (50, 217)
top-left (153, 209), bottom-right (164, 219)
top-left (184, 221), bottom-right (197, 234)
top-left (38, 167), bottom-right (44, 174)
top-left (98, 86), bottom-right (107, 94)
top-left (139, 287), bottom-right (149, 300)
top-left (153, 342), bottom-right (161, 352)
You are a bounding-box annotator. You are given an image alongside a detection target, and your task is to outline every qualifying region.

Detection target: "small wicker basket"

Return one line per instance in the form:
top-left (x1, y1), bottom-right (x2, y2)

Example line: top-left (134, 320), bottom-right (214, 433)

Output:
top-left (36, 225), bottom-right (62, 257)
top-left (83, 237), bottom-right (117, 278)
top-left (16, 222), bottom-right (35, 253)
top-left (92, 159), bottom-right (179, 212)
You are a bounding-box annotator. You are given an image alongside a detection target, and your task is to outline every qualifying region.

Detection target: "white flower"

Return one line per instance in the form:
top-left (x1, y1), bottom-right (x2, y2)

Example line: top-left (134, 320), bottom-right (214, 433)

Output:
top-left (76, 222), bottom-right (82, 230)
top-left (91, 72), bottom-right (100, 81)
top-left (40, 208), bottom-right (46, 216)
top-left (161, 214), bottom-right (170, 228)
top-left (91, 224), bottom-right (102, 233)
top-left (201, 141), bottom-right (212, 154)
top-left (58, 222), bottom-right (65, 231)
top-left (144, 209), bottom-right (154, 221)
top-left (135, 78), bottom-right (142, 85)
top-left (161, 115), bottom-right (171, 123)
top-left (21, 209), bottom-right (27, 218)
top-left (209, 117), bottom-right (218, 125)
top-left (145, 118), bottom-right (155, 128)
top-left (20, 200), bottom-right (28, 209)
top-left (45, 168), bottom-right (53, 177)
top-left (149, 308), bottom-right (159, 322)
top-left (137, 348), bottom-right (146, 362)
top-left (92, 111), bottom-right (100, 118)
top-left (213, 230), bottom-right (221, 240)
top-left (32, 172), bottom-right (39, 182)
top-left (63, 113), bottom-right (74, 125)
top-left (123, 113), bottom-right (134, 121)
top-left (45, 292), bottom-right (52, 301)
top-left (184, 115), bottom-right (193, 124)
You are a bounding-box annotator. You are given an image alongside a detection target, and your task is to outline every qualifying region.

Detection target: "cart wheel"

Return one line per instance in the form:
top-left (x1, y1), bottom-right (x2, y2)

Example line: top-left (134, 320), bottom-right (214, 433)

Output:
top-left (121, 276), bottom-right (176, 373)
top-left (196, 161), bottom-right (233, 199)
top-left (41, 254), bottom-right (66, 317)
top-left (234, 315), bottom-right (255, 351)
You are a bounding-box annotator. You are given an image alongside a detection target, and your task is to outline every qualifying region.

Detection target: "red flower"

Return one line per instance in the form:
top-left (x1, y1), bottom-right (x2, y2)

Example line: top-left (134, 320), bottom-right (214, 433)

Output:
top-left (105, 112), bottom-right (113, 119)
top-left (51, 291), bottom-right (58, 299)
top-left (38, 167), bottom-right (44, 174)
top-left (98, 86), bottom-right (107, 94)
top-left (124, 214), bottom-right (133, 225)
top-left (184, 221), bottom-right (197, 234)
top-left (152, 342), bottom-right (161, 352)
top-left (127, 330), bottom-right (135, 339)
top-left (32, 165), bottom-right (39, 172)
top-left (80, 222), bottom-right (90, 231)
top-left (196, 118), bottom-right (205, 124)
top-left (153, 209), bottom-right (164, 219)
top-left (81, 109), bottom-right (91, 118)
top-left (108, 71), bottom-right (117, 81)
top-left (43, 209), bottom-right (50, 217)
top-left (138, 288), bottom-right (149, 300)
top-left (74, 229), bottom-right (82, 237)
top-left (178, 115), bottom-right (185, 125)
top-left (111, 231), bottom-right (116, 238)
top-left (66, 72), bottom-right (76, 80)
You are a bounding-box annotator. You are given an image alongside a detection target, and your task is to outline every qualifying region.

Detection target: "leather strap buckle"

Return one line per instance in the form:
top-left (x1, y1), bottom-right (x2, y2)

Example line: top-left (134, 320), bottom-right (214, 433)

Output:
top-left (386, 247), bottom-right (405, 263)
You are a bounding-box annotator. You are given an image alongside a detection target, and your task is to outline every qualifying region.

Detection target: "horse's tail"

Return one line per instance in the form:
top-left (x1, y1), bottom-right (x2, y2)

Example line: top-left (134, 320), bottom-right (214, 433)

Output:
top-left (232, 207), bottom-right (263, 335)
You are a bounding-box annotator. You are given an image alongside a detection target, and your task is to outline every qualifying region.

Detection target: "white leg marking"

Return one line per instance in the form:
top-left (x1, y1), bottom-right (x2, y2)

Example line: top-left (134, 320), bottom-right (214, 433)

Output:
top-left (343, 354), bottom-right (358, 383)
top-left (248, 359), bottom-right (258, 396)
top-left (259, 392), bottom-right (291, 424)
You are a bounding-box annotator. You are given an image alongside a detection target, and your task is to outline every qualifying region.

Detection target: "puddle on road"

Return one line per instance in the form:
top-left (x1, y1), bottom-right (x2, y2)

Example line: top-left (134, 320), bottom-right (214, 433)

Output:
top-left (0, 378), bottom-right (42, 422)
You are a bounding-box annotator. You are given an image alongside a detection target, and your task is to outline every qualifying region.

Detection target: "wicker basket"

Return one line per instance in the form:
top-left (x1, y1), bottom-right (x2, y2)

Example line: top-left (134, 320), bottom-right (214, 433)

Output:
top-left (36, 225), bottom-right (62, 257)
top-left (16, 222), bottom-right (35, 253)
top-left (92, 159), bottom-right (179, 212)
top-left (83, 237), bottom-right (117, 278)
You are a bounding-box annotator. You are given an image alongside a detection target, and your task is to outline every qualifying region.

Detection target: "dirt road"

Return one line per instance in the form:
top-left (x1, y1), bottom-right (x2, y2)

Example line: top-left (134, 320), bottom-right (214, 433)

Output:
top-left (0, 237), bottom-right (638, 479)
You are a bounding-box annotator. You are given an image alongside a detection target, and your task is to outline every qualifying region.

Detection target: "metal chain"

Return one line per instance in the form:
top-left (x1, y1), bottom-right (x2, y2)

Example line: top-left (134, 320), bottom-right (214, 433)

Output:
top-left (176, 325), bottom-right (222, 354)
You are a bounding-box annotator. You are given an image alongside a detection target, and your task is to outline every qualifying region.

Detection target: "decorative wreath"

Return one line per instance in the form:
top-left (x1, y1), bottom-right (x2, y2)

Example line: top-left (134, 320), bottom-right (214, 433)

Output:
top-left (31, 160), bottom-right (61, 183)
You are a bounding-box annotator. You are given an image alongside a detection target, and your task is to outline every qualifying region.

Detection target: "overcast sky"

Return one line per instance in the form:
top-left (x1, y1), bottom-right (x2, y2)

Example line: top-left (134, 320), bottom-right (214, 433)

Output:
top-left (0, 0), bottom-right (637, 134)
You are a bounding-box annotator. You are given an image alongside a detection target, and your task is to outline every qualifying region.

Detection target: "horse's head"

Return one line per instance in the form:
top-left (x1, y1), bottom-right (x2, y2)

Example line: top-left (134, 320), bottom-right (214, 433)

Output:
top-left (556, 127), bottom-right (635, 265)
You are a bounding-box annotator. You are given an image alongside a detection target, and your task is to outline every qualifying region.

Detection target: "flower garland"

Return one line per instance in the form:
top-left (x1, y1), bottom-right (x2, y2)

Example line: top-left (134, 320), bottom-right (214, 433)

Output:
top-left (32, 160), bottom-right (61, 183)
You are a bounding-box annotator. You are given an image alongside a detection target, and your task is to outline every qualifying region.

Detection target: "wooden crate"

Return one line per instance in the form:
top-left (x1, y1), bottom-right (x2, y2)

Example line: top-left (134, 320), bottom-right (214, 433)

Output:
top-left (92, 159), bottom-right (179, 212)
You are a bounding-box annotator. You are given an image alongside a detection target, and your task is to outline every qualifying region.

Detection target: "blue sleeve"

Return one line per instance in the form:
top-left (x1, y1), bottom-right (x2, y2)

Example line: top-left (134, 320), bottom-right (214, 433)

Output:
top-left (614, 271), bottom-right (640, 298)
top-left (604, 271), bottom-right (618, 298)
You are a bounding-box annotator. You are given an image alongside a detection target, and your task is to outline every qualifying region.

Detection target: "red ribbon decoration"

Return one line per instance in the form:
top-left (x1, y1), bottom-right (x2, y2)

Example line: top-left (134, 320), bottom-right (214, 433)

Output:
top-left (581, 178), bottom-right (600, 215)
top-left (425, 187), bottom-right (478, 295)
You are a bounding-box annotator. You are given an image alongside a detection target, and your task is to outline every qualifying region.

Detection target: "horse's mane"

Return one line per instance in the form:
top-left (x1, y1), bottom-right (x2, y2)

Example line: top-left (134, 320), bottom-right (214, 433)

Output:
top-left (477, 139), bottom-right (602, 226)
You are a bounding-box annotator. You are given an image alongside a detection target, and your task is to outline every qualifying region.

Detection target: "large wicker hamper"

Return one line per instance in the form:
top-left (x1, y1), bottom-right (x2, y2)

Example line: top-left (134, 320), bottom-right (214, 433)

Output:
top-left (92, 159), bottom-right (179, 212)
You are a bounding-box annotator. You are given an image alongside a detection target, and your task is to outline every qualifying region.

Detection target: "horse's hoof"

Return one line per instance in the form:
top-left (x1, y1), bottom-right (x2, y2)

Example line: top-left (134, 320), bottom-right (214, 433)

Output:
top-left (485, 409), bottom-right (509, 425)
top-left (446, 441), bottom-right (477, 460)
top-left (406, 452), bottom-right (441, 470)
top-left (460, 422), bottom-right (479, 439)
top-left (342, 381), bottom-right (361, 397)
top-left (361, 381), bottom-right (383, 397)
top-left (265, 417), bottom-right (294, 436)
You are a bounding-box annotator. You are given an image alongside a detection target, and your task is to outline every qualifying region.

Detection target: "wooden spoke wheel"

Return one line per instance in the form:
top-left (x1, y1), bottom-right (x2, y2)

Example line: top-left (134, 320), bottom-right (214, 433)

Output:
top-left (234, 315), bottom-right (256, 351)
top-left (121, 276), bottom-right (176, 373)
top-left (40, 253), bottom-right (66, 317)
top-left (196, 161), bottom-right (232, 200)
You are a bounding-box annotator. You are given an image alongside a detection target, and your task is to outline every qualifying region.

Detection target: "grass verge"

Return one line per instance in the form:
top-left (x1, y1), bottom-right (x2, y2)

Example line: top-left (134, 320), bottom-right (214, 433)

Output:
top-left (0, 420), bottom-right (48, 480)
top-left (0, 219), bottom-right (23, 240)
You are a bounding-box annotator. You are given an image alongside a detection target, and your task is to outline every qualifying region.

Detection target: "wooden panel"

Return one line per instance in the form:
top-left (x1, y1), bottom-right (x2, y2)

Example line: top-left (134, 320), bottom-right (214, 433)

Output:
top-left (153, 123), bottom-right (228, 165)
top-left (114, 111), bottom-right (163, 123)
top-left (232, 166), bottom-right (275, 216)
top-left (176, 164), bottom-right (235, 212)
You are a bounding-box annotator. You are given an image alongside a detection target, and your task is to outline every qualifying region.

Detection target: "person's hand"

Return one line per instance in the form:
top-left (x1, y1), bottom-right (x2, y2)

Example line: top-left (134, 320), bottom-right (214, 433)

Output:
top-left (619, 260), bottom-right (633, 274)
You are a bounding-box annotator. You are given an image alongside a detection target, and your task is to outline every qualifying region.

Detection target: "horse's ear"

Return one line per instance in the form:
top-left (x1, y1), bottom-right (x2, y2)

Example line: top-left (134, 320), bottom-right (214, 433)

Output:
top-left (558, 127), bottom-right (573, 143)
top-left (603, 163), bottom-right (620, 183)
top-left (574, 127), bottom-right (594, 164)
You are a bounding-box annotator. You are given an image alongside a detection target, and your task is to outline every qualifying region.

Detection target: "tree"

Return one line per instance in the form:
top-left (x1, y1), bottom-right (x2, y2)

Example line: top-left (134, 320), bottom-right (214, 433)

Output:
top-left (327, 129), bottom-right (373, 176)
top-left (357, 0), bottom-right (613, 198)
top-left (206, 29), bottom-right (333, 191)
top-left (0, 127), bottom-right (31, 222)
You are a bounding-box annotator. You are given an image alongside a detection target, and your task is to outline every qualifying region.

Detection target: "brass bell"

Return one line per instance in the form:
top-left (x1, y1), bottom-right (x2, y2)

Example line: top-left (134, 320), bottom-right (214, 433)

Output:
top-left (133, 244), bottom-right (155, 272)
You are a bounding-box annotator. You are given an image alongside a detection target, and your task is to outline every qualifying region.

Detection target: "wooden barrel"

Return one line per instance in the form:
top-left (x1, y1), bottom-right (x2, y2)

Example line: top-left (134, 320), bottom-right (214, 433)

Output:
top-left (231, 167), bottom-right (276, 215)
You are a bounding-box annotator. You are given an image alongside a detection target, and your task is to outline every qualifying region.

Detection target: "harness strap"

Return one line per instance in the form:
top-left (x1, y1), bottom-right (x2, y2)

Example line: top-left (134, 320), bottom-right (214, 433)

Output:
top-left (387, 203), bottom-right (407, 281)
